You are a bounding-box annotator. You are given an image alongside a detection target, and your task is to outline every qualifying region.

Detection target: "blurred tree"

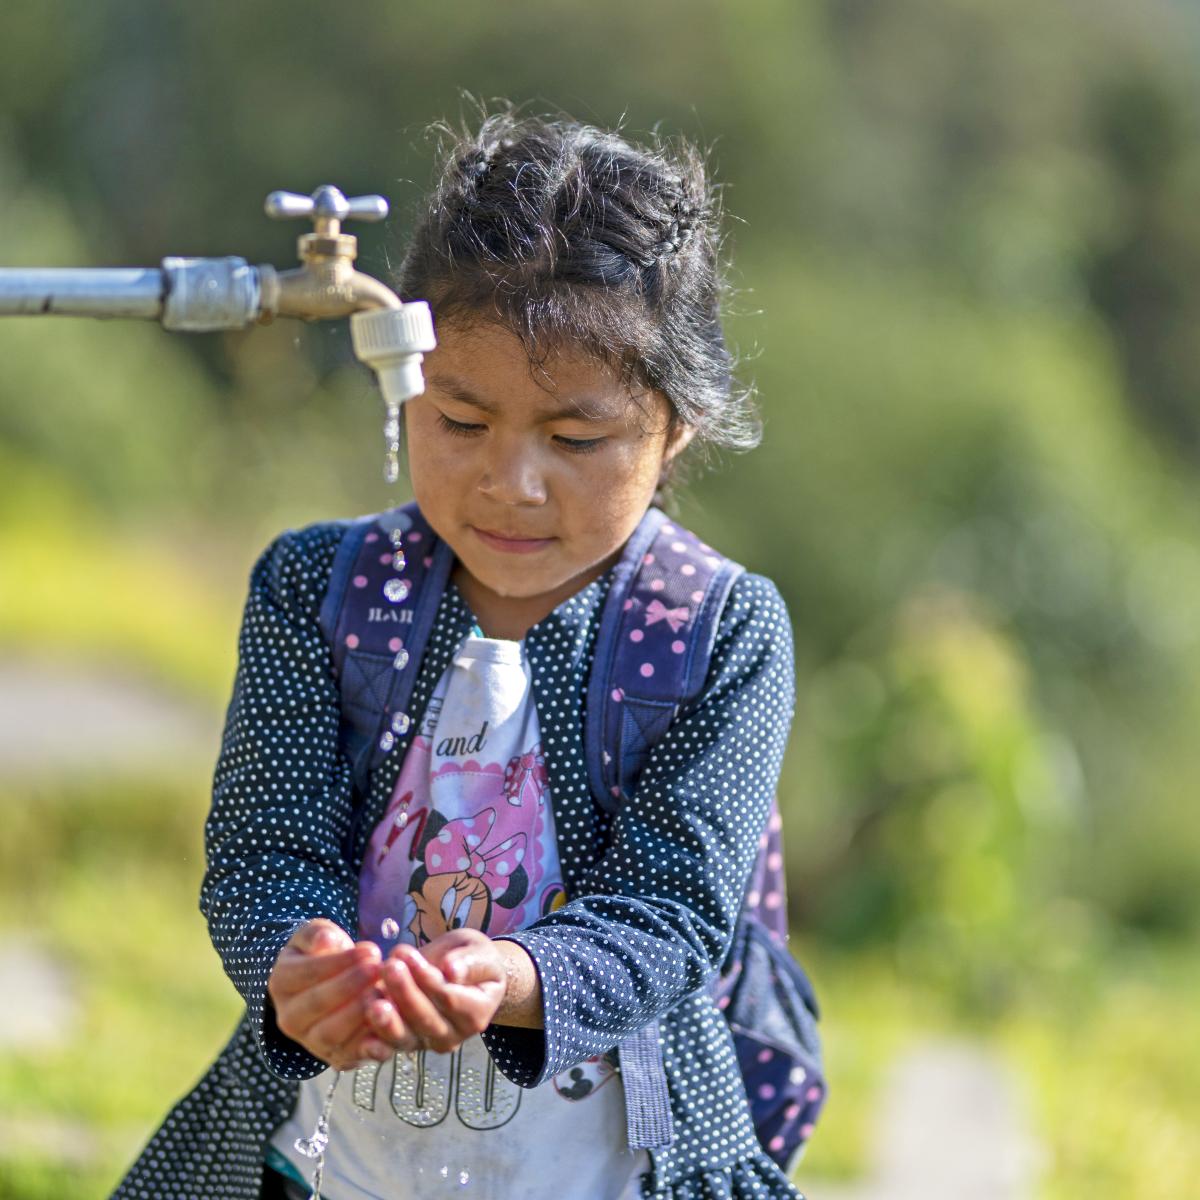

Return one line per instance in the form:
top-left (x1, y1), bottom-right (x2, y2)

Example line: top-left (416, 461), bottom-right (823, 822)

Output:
top-left (2, 0), bottom-right (1199, 974)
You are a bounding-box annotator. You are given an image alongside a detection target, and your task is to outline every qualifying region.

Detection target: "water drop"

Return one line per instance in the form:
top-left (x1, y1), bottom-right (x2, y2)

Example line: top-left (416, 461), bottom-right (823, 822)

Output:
top-left (293, 1073), bottom-right (340, 1200)
top-left (381, 916), bottom-right (400, 940)
top-left (383, 578), bottom-right (411, 603)
top-left (439, 1164), bottom-right (449, 1179)
top-left (382, 403), bottom-right (403, 484)
top-left (459, 1168), bottom-right (471, 1186)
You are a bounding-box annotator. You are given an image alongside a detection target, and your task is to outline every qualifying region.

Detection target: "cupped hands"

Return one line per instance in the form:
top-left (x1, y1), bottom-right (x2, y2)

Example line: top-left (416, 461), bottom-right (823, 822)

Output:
top-left (267, 919), bottom-right (517, 1070)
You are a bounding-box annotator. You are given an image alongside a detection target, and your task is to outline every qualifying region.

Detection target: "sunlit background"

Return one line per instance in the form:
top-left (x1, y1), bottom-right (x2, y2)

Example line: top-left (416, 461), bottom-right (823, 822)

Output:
top-left (2, 2), bottom-right (1199, 1197)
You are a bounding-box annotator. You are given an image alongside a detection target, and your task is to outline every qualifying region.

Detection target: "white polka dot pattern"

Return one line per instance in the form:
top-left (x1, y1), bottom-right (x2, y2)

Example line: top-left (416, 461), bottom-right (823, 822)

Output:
top-left (113, 520), bottom-right (804, 1200)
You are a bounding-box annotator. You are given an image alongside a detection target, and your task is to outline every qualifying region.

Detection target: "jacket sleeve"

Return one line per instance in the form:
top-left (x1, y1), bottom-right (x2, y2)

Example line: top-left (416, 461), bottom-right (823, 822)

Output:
top-left (483, 572), bottom-right (795, 1086)
top-left (199, 522), bottom-right (360, 1080)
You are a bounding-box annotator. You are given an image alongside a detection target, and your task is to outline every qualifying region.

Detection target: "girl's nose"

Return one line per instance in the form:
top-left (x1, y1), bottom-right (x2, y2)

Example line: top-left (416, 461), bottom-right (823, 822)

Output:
top-left (477, 448), bottom-right (547, 506)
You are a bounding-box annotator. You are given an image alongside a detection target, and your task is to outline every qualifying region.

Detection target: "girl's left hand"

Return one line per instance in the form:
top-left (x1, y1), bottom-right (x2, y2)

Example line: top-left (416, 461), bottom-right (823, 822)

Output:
top-left (367, 929), bottom-right (507, 1054)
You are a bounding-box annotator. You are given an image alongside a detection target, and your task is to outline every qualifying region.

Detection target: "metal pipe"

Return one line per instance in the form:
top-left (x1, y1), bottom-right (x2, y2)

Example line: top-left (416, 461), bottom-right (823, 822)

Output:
top-left (0, 267), bottom-right (164, 320)
top-left (0, 185), bottom-right (437, 483)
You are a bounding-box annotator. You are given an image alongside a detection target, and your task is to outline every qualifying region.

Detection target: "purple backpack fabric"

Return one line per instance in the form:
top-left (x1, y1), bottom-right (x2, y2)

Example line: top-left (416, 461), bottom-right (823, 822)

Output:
top-left (318, 501), bottom-right (826, 1171)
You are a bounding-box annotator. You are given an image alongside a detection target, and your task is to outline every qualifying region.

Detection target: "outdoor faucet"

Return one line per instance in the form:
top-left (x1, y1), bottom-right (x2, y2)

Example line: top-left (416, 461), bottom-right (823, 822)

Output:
top-left (0, 184), bottom-right (436, 481)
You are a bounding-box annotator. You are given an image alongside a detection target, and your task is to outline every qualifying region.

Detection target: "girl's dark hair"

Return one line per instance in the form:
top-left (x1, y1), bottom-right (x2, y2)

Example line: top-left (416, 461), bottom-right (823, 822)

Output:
top-left (396, 108), bottom-right (760, 471)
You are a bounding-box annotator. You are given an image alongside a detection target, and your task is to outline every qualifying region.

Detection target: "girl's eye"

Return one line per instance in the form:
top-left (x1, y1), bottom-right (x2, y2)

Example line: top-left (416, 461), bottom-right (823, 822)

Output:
top-left (438, 411), bottom-right (604, 454)
top-left (554, 435), bottom-right (606, 455)
top-left (437, 412), bottom-right (486, 437)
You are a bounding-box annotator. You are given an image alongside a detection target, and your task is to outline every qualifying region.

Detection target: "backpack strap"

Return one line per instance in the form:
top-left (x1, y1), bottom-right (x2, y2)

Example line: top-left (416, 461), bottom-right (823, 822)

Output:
top-left (587, 508), bottom-right (790, 944)
top-left (584, 509), bottom-right (744, 1152)
top-left (587, 508), bottom-right (744, 815)
top-left (318, 501), bottom-right (453, 798)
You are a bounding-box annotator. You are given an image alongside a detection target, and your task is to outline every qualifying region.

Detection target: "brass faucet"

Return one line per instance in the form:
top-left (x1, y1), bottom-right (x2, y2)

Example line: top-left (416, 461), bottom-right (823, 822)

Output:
top-left (258, 185), bottom-right (402, 320)
top-left (0, 182), bottom-right (436, 482)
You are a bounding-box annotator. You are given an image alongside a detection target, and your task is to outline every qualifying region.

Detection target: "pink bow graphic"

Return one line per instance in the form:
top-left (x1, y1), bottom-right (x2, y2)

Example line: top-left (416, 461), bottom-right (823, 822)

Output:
top-left (425, 808), bottom-right (526, 893)
top-left (644, 598), bottom-right (689, 632)
top-left (504, 746), bottom-right (549, 808)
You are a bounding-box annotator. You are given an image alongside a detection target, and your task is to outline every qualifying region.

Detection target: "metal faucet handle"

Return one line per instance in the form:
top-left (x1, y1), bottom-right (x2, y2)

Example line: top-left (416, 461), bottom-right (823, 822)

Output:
top-left (264, 185), bottom-right (388, 228)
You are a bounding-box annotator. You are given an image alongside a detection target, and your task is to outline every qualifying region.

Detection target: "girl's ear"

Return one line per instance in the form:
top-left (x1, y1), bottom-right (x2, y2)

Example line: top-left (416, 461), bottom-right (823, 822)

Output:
top-left (665, 422), bottom-right (696, 463)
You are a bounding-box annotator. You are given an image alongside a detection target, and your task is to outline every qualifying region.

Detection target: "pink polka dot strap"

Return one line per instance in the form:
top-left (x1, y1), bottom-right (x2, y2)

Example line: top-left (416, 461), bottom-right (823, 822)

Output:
top-left (318, 501), bottom-right (453, 797)
top-left (586, 506), bottom-right (742, 814)
top-left (586, 506), bottom-right (826, 1173)
top-left (587, 507), bottom-right (790, 940)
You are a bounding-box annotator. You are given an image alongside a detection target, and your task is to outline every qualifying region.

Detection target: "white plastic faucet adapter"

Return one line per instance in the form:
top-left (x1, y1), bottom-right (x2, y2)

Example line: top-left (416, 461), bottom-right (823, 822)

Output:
top-left (350, 302), bottom-right (437, 410)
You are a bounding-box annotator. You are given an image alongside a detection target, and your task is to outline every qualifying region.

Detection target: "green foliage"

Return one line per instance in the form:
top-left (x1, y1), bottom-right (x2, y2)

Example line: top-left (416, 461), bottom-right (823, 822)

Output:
top-left (997, 943), bottom-right (1200, 1200)
top-left (2, 3), bottom-right (1200, 1196)
top-left (0, 772), bottom-right (240, 1199)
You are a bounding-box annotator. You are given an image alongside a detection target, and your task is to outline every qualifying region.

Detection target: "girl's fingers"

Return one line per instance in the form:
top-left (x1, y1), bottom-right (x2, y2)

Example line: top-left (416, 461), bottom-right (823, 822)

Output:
top-left (382, 954), bottom-right (458, 1051)
top-left (271, 946), bottom-right (365, 1000)
top-left (358, 1035), bottom-right (395, 1063)
top-left (277, 957), bottom-right (380, 1041)
top-left (439, 947), bottom-right (504, 988)
top-left (306, 1005), bottom-right (378, 1066)
top-left (389, 947), bottom-right (503, 1041)
top-left (290, 919), bottom-right (355, 956)
top-left (324, 1022), bottom-right (391, 1071)
top-left (364, 994), bottom-right (410, 1045)
top-left (435, 980), bottom-right (504, 1033)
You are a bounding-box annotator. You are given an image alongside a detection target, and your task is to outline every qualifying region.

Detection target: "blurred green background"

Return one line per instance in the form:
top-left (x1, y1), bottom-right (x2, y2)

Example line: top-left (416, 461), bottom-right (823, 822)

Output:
top-left (2, 1), bottom-right (1199, 1197)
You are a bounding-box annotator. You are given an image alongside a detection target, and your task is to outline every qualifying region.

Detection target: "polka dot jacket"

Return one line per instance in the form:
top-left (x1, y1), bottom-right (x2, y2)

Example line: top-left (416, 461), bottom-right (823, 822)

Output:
top-left (112, 517), bottom-right (803, 1200)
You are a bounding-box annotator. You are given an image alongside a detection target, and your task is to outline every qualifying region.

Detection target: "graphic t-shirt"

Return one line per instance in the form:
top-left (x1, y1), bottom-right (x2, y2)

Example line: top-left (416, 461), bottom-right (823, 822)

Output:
top-left (272, 633), bottom-right (647, 1199)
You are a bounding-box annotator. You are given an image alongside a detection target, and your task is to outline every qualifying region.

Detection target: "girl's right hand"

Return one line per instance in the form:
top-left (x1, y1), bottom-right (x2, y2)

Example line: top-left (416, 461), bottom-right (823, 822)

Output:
top-left (267, 919), bottom-right (396, 1070)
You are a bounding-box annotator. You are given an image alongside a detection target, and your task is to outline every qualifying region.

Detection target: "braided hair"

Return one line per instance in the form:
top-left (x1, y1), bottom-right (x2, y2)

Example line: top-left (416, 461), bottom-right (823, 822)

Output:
top-left (396, 108), bottom-right (760, 474)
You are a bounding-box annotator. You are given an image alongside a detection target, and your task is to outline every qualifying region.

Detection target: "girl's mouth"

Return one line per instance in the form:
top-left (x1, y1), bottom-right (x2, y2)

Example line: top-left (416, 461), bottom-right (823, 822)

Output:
top-left (471, 526), bottom-right (556, 554)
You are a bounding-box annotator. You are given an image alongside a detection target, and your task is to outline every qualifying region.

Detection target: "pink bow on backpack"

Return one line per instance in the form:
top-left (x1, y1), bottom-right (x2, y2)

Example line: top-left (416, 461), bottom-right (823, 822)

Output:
top-left (644, 598), bottom-right (689, 632)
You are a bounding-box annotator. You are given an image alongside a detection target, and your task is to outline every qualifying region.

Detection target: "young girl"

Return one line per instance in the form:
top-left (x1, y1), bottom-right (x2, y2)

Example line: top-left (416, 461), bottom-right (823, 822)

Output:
top-left (115, 112), bottom-right (801, 1200)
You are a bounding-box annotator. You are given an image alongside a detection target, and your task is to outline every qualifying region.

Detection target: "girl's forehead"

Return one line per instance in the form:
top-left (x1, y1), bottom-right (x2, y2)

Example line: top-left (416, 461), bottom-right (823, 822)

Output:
top-left (426, 320), bottom-right (661, 423)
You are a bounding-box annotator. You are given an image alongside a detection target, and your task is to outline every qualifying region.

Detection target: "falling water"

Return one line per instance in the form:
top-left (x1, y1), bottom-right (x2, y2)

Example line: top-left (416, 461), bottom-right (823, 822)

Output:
top-left (383, 402), bottom-right (401, 483)
top-left (293, 1072), bottom-right (340, 1200)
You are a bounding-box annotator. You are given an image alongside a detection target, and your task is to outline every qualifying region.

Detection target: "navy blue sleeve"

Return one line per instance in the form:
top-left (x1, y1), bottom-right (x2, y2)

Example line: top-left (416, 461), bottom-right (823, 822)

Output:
top-left (199, 522), bottom-right (359, 1080)
top-left (484, 573), bottom-right (795, 1085)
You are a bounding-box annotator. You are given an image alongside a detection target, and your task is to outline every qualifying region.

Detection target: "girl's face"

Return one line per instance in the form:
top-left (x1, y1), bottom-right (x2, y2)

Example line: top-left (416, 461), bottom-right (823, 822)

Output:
top-left (406, 319), bottom-right (687, 639)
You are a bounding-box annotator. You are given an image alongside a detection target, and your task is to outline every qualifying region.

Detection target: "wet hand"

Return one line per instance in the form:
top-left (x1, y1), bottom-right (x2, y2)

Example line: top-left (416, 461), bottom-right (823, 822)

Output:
top-left (267, 918), bottom-right (396, 1070)
top-left (367, 929), bottom-right (507, 1054)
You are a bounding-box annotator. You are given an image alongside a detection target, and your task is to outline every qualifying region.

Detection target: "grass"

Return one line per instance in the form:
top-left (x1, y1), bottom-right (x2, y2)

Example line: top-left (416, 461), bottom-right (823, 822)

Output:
top-left (0, 771), bottom-right (240, 1197)
top-left (997, 943), bottom-right (1200, 1200)
top-left (2, 506), bottom-right (1198, 1200)
top-left (3, 771), bottom-right (1198, 1199)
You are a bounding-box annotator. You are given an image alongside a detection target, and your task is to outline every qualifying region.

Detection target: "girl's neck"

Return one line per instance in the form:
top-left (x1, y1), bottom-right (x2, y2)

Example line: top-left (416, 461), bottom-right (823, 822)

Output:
top-left (451, 551), bottom-right (619, 641)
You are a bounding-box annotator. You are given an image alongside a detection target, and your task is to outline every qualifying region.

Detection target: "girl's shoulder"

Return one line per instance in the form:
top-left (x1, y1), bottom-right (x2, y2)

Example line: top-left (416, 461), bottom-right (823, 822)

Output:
top-left (243, 516), bottom-right (355, 613)
top-left (720, 569), bottom-right (791, 629)
top-left (712, 570), bottom-right (794, 668)
top-left (674, 568), bottom-right (795, 721)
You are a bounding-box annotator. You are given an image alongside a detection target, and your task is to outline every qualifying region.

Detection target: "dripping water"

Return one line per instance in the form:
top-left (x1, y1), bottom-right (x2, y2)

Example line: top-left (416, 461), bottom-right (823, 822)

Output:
top-left (294, 1072), bottom-right (340, 1200)
top-left (383, 402), bottom-right (401, 483)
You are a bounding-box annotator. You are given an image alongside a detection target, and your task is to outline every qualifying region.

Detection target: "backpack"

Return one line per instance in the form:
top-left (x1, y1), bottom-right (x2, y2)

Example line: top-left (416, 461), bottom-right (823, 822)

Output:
top-left (317, 500), bottom-right (827, 1172)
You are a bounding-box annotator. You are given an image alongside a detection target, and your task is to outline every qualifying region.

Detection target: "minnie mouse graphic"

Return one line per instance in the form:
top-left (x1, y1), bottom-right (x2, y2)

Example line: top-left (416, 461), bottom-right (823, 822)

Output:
top-left (406, 743), bottom-right (551, 944)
